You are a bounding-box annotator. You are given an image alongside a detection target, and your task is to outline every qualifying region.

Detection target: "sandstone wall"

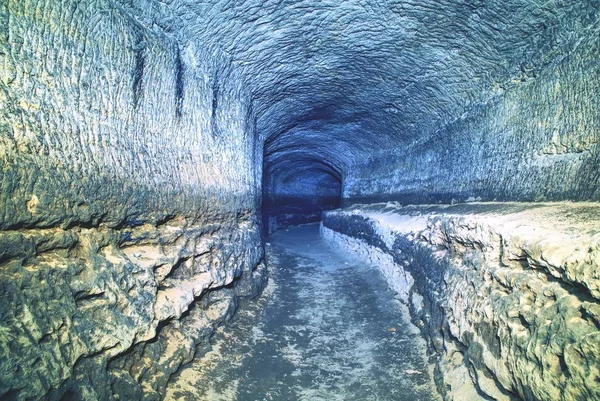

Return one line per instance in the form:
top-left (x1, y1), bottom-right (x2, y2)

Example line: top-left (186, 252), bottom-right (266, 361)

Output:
top-left (0, 1), bottom-right (264, 399)
top-left (323, 204), bottom-right (600, 401)
top-left (343, 33), bottom-right (600, 204)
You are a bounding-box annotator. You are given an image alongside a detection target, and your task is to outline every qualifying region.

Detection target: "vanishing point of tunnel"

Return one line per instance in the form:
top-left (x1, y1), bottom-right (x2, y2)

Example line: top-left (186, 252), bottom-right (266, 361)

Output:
top-left (1, 1), bottom-right (599, 400)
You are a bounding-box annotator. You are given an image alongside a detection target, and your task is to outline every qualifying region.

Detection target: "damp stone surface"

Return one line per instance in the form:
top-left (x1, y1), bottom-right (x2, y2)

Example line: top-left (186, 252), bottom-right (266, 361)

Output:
top-left (165, 225), bottom-right (440, 401)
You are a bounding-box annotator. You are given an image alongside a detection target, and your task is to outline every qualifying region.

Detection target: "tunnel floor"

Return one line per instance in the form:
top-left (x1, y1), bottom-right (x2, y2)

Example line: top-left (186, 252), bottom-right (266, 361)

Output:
top-left (165, 224), bottom-right (440, 401)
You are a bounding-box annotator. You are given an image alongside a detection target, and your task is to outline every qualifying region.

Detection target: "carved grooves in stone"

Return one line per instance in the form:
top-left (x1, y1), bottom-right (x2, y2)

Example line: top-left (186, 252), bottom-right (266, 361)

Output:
top-left (174, 45), bottom-right (184, 119)
top-left (211, 70), bottom-right (221, 138)
top-left (132, 28), bottom-right (145, 110)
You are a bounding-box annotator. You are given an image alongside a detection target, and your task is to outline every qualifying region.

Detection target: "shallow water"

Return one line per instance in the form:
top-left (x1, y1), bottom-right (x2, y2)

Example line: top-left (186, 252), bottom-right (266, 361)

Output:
top-left (166, 224), bottom-right (440, 401)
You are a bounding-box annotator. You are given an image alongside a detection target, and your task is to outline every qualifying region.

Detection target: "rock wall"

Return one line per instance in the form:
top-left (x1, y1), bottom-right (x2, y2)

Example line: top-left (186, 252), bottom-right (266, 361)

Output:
top-left (343, 31), bottom-right (600, 204)
top-left (322, 203), bottom-right (600, 401)
top-left (0, 1), bottom-right (265, 399)
top-left (2, 0), bottom-right (599, 398)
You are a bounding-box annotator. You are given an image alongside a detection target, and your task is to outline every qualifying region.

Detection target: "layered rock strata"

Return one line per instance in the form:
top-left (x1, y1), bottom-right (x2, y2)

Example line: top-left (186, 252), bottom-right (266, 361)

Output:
top-left (322, 203), bottom-right (600, 401)
top-left (0, 1), bottom-right (265, 399)
top-left (0, 214), bottom-right (266, 400)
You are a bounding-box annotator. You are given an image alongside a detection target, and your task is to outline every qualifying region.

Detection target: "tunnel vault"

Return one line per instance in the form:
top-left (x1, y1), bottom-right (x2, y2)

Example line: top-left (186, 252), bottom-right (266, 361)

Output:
top-left (263, 132), bottom-right (344, 233)
top-left (0, 0), bottom-right (599, 399)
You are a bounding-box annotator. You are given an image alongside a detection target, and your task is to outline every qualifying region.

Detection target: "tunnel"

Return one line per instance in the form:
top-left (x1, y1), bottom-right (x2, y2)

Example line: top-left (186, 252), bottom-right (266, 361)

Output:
top-left (262, 132), bottom-right (344, 233)
top-left (1, 0), bottom-right (599, 400)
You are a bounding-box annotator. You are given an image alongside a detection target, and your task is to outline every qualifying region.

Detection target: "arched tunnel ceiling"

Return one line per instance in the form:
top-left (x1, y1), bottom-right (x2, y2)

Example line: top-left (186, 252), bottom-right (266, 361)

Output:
top-left (122, 0), bottom-right (598, 175)
top-left (264, 123), bottom-right (366, 177)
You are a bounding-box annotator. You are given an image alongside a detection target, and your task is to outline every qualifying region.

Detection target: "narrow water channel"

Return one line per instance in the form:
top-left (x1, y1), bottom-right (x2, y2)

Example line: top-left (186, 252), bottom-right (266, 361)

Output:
top-left (166, 224), bottom-right (440, 401)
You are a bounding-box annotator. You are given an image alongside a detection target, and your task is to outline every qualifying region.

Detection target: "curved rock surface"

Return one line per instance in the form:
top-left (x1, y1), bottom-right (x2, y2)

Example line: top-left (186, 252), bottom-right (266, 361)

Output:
top-left (1, 0), bottom-right (599, 399)
top-left (0, 1), bottom-right (265, 398)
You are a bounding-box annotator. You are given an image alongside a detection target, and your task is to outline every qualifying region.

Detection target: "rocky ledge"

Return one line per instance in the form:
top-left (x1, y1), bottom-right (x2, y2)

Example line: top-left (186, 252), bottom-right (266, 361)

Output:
top-left (0, 213), bottom-right (267, 400)
top-left (322, 202), bottom-right (600, 401)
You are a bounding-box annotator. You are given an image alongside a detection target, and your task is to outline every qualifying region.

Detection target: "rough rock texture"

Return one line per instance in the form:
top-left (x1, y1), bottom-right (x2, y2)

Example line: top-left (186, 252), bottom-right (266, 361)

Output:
top-left (323, 203), bottom-right (600, 401)
top-left (0, 1), bottom-right (265, 399)
top-left (2, 0), bottom-right (600, 399)
top-left (343, 32), bottom-right (600, 204)
top-left (255, 1), bottom-right (600, 206)
top-left (109, 0), bottom-right (600, 208)
top-left (0, 214), bottom-right (267, 400)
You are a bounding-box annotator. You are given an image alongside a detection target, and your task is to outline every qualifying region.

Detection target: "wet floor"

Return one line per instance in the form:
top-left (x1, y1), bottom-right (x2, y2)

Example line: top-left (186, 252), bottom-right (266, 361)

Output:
top-left (166, 224), bottom-right (440, 401)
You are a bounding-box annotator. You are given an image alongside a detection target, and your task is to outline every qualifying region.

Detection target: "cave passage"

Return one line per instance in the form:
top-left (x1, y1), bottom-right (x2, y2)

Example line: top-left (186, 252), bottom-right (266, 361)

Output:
top-left (262, 151), bottom-right (343, 234)
top-left (166, 225), bottom-right (439, 400)
top-left (1, 0), bottom-right (599, 399)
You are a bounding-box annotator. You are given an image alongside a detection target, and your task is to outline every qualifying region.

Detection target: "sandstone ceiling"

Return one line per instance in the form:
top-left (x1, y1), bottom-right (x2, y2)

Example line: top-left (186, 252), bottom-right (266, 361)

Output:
top-left (121, 0), bottom-right (599, 182)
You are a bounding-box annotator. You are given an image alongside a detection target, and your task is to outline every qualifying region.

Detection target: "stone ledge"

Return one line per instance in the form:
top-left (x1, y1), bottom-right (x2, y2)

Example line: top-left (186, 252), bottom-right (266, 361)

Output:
top-left (322, 202), bottom-right (600, 401)
top-left (0, 215), bottom-right (267, 400)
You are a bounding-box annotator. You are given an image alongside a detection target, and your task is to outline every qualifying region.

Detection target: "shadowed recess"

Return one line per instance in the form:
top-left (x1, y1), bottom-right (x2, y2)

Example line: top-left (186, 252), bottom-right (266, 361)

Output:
top-left (262, 146), bottom-right (342, 233)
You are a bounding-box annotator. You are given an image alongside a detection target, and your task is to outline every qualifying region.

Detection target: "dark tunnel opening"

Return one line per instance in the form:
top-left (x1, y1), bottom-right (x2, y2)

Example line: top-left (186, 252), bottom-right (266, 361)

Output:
top-left (260, 119), bottom-right (355, 236)
top-left (262, 156), bottom-right (342, 235)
